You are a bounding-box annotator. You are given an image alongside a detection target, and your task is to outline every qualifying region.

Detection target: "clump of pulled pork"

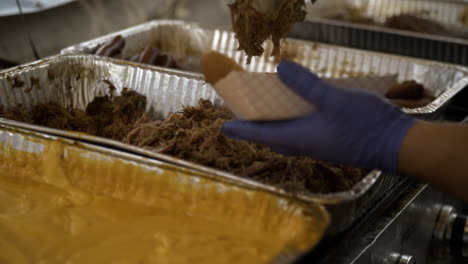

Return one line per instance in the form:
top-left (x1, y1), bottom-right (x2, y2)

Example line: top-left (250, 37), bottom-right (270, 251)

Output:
top-left (123, 99), bottom-right (365, 193)
top-left (229, 0), bottom-right (315, 62)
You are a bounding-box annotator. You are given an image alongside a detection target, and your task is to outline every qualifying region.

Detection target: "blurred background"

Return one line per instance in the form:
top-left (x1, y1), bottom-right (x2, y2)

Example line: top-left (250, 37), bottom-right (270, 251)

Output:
top-left (2, 0), bottom-right (467, 67)
top-left (0, 0), bottom-right (231, 66)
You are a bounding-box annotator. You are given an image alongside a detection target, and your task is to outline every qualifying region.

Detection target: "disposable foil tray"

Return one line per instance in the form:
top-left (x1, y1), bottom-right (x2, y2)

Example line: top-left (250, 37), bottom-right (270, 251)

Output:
top-left (0, 54), bottom-right (456, 234)
top-left (61, 20), bottom-right (468, 117)
top-left (290, 0), bottom-right (468, 65)
top-left (0, 124), bottom-right (329, 263)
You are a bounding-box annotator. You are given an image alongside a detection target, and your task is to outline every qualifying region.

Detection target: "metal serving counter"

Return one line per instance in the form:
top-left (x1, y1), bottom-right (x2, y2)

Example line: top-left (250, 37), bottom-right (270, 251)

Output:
top-left (299, 184), bottom-right (468, 264)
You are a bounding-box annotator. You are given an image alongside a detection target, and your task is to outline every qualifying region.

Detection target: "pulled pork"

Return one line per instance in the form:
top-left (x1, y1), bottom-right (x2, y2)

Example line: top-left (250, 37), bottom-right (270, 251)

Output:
top-left (123, 99), bottom-right (365, 193)
top-left (0, 93), bottom-right (366, 194)
top-left (229, 0), bottom-right (314, 62)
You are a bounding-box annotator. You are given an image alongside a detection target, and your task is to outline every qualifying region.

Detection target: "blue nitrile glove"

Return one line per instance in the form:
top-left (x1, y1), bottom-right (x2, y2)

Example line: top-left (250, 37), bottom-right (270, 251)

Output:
top-left (222, 61), bottom-right (416, 173)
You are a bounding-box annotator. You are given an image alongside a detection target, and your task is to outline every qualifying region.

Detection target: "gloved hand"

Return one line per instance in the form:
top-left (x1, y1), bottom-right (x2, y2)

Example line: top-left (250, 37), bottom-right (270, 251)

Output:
top-left (222, 61), bottom-right (416, 173)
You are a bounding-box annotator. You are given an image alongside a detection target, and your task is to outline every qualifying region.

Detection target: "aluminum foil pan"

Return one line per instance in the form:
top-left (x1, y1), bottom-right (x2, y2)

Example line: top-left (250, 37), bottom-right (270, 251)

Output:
top-left (0, 123), bottom-right (329, 263)
top-left (290, 0), bottom-right (468, 65)
top-left (61, 20), bottom-right (468, 117)
top-left (0, 54), bottom-right (390, 234)
top-left (306, 0), bottom-right (468, 29)
top-left (61, 20), bottom-right (211, 73)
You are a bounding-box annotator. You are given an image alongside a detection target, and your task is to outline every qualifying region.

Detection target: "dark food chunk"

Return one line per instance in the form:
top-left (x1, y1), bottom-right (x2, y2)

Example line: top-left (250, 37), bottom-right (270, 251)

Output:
top-left (95, 35), bottom-right (126, 57)
top-left (94, 35), bottom-right (178, 69)
top-left (384, 14), bottom-right (447, 35)
top-left (385, 80), bottom-right (425, 99)
top-left (385, 80), bottom-right (435, 109)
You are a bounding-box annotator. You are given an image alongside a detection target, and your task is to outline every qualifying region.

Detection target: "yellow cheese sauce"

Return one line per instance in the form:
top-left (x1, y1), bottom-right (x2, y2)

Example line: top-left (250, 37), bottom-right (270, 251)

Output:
top-left (0, 137), bottom-right (328, 264)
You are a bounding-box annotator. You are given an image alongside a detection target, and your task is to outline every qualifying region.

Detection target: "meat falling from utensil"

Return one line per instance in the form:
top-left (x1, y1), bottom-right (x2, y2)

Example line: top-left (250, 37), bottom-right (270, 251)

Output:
top-left (228, 0), bottom-right (315, 63)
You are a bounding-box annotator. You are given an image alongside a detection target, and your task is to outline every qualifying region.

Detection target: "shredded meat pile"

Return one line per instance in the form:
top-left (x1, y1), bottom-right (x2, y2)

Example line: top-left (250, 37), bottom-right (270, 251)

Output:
top-left (229, 0), bottom-right (314, 62)
top-left (0, 89), bottom-right (146, 141)
top-left (123, 99), bottom-right (365, 193)
top-left (0, 92), bottom-right (366, 194)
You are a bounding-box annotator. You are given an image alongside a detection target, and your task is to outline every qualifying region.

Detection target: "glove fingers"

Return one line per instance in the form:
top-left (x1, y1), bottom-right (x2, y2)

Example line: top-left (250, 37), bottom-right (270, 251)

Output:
top-left (277, 61), bottom-right (338, 109)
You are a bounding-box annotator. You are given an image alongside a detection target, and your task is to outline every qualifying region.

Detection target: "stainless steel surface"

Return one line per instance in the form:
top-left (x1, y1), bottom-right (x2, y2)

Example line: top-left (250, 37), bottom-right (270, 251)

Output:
top-left (463, 220), bottom-right (468, 256)
top-left (0, 123), bottom-right (330, 263)
top-left (306, 183), bottom-right (468, 264)
top-left (61, 20), bottom-right (468, 117)
top-left (0, 54), bottom-right (393, 235)
top-left (358, 184), bottom-right (440, 264)
top-left (387, 254), bottom-right (416, 264)
top-left (447, 212), bottom-right (458, 244)
top-left (293, 0), bottom-right (468, 65)
top-left (445, 212), bottom-right (457, 242)
top-left (313, 184), bottom-right (458, 264)
top-left (434, 205), bottom-right (456, 241)
top-left (398, 255), bottom-right (416, 264)
top-left (431, 204), bottom-right (468, 258)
